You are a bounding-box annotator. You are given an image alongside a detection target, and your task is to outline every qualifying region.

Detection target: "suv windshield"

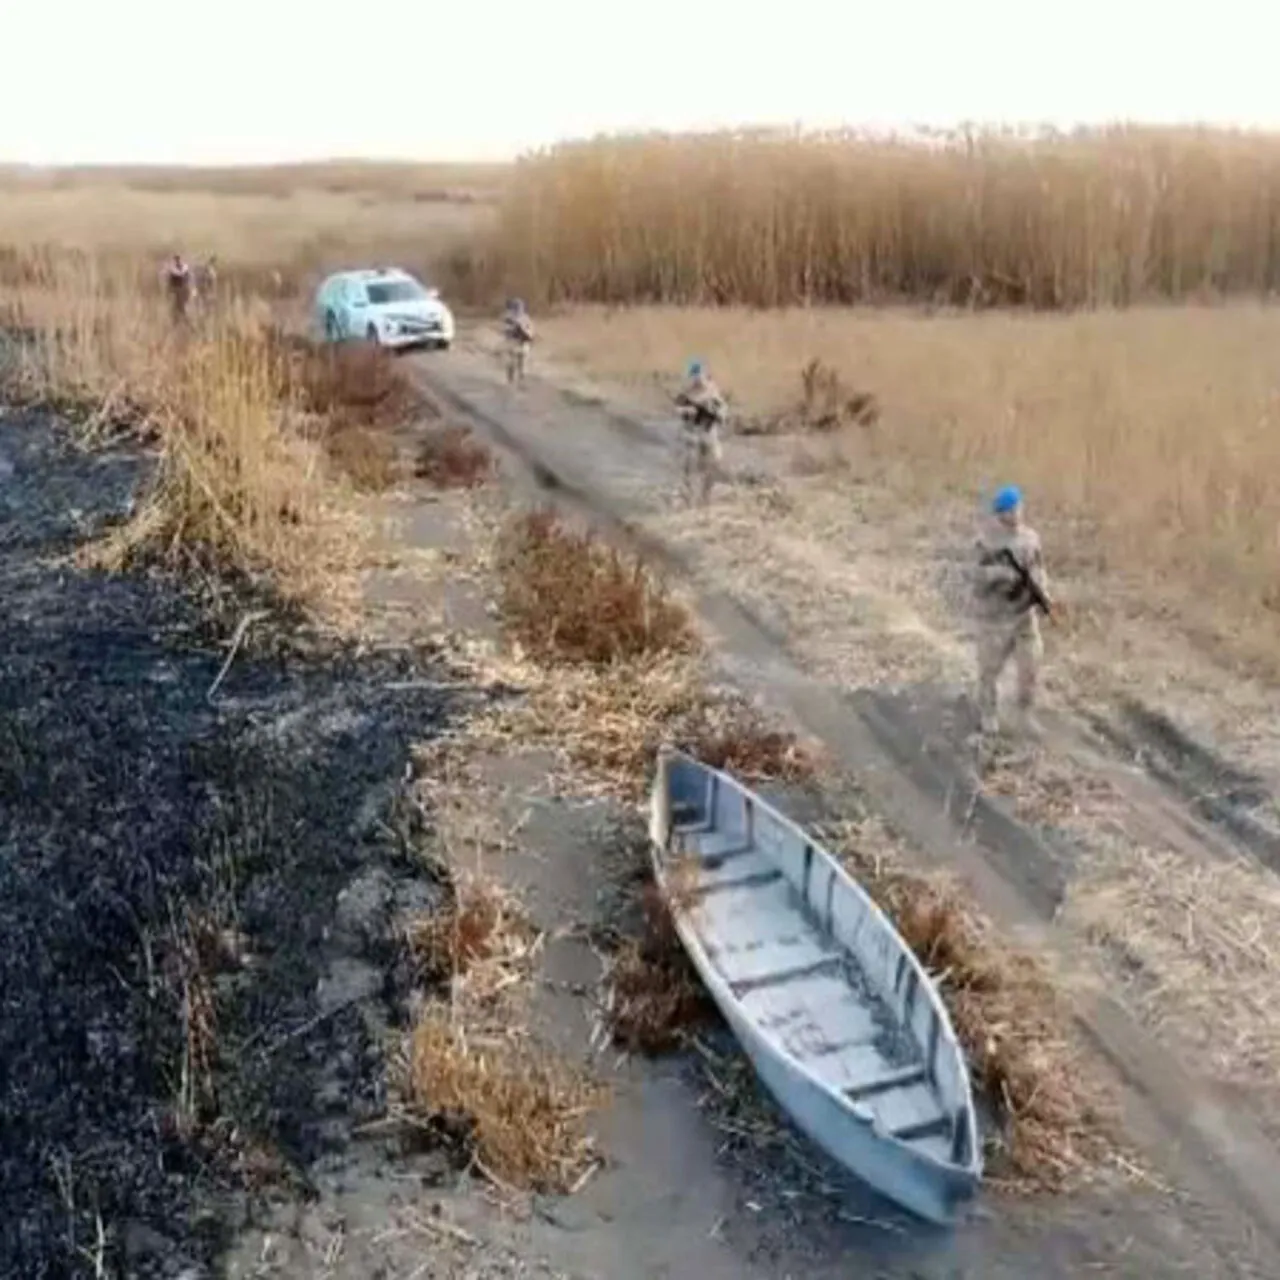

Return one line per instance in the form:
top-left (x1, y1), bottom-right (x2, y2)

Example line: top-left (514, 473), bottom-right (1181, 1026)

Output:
top-left (364, 278), bottom-right (428, 305)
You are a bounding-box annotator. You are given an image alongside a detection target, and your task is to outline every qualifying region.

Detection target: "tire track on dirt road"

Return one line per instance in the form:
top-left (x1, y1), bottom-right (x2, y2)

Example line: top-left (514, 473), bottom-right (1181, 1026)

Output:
top-left (410, 351), bottom-right (1280, 1274)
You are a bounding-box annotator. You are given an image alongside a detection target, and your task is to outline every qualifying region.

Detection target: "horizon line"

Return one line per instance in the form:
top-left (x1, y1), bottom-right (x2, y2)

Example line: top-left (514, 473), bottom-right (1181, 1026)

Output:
top-left (7, 117), bottom-right (1280, 170)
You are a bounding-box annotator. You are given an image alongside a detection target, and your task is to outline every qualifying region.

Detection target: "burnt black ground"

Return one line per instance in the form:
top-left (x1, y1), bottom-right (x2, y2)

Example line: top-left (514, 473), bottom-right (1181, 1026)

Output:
top-left (0, 408), bottom-right (469, 1278)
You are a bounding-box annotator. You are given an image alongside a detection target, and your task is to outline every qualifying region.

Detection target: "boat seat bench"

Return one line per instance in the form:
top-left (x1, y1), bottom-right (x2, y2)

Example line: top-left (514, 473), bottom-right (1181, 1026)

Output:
top-left (692, 864), bottom-right (956, 1155)
top-left (697, 879), bottom-right (840, 987)
top-left (679, 827), bottom-right (759, 864)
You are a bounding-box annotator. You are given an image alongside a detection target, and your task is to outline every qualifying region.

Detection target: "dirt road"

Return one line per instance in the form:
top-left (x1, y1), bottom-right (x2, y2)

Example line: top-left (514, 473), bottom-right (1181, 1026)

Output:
top-left (406, 342), bottom-right (1280, 1277)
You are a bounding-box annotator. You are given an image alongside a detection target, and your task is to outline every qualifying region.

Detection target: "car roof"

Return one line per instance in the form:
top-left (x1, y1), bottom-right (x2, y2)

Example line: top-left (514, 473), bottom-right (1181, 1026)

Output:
top-left (335, 267), bottom-right (415, 284)
top-left (318, 266), bottom-right (436, 298)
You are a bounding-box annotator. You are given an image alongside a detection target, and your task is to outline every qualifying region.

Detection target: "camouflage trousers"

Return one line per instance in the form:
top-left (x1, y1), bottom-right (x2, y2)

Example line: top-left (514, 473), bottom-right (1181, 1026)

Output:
top-left (504, 338), bottom-right (530, 384)
top-left (680, 418), bottom-right (722, 501)
top-left (976, 612), bottom-right (1042, 731)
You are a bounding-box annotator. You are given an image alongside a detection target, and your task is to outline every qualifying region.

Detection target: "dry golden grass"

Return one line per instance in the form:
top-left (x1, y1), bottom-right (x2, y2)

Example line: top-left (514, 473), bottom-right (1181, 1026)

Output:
top-left (271, 331), bottom-right (420, 427)
top-left (828, 817), bottom-right (1115, 1193)
top-left (1, 255), bottom-right (380, 612)
top-left (0, 174), bottom-right (498, 305)
top-left (739, 357), bottom-right (880, 436)
top-left (498, 126), bottom-right (1280, 307)
top-left (495, 508), bottom-right (699, 667)
top-left (0, 160), bottom-right (508, 202)
top-left (464, 640), bottom-right (816, 805)
top-left (414, 424), bottom-right (494, 489)
top-left (1064, 841), bottom-right (1280, 1091)
top-left (530, 302), bottom-right (1280, 666)
top-left (409, 869), bottom-right (540, 1007)
top-left (473, 506), bottom-right (819, 796)
top-left (404, 1008), bottom-right (604, 1194)
top-left (688, 705), bottom-right (821, 782)
top-left (264, 330), bottom-right (434, 493)
top-left (486, 653), bottom-right (706, 797)
top-left (603, 879), bottom-right (718, 1055)
top-left (321, 422), bottom-right (400, 494)
top-left (399, 699), bottom-right (610, 1197)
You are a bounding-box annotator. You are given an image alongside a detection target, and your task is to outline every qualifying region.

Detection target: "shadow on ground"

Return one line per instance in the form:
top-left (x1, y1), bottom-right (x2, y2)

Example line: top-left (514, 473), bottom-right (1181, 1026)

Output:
top-left (0, 409), bottom-right (474, 1278)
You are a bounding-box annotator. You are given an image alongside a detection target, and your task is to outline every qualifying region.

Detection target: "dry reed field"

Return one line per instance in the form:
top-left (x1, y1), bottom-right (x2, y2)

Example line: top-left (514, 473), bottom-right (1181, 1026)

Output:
top-left (482, 126), bottom-right (1280, 661)
top-left (529, 302), bottom-right (1280, 666)
top-left (0, 161), bottom-right (505, 613)
top-left (0, 159), bottom-right (507, 202)
top-left (498, 126), bottom-right (1280, 308)
top-left (0, 252), bottom-right (481, 618)
top-left (0, 161), bottom-right (500, 304)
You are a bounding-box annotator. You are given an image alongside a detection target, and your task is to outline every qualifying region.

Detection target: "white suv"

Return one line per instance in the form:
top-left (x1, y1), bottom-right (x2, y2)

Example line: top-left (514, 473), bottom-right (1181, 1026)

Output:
top-left (313, 267), bottom-right (455, 350)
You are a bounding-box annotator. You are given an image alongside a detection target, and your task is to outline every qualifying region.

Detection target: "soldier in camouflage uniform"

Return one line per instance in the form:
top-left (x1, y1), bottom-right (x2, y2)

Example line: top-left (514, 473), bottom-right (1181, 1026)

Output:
top-left (163, 253), bottom-right (193, 327)
top-left (196, 256), bottom-right (218, 313)
top-left (973, 484), bottom-right (1053, 735)
top-left (502, 298), bottom-right (534, 385)
top-left (674, 359), bottom-right (727, 504)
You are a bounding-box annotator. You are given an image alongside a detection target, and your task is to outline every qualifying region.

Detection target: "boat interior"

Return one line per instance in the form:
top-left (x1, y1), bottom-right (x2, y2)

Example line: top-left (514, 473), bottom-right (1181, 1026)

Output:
top-left (658, 754), bottom-right (978, 1171)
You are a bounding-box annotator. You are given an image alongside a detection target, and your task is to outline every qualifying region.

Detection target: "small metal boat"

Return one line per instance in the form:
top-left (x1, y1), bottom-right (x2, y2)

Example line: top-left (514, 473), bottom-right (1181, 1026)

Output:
top-left (649, 747), bottom-right (983, 1224)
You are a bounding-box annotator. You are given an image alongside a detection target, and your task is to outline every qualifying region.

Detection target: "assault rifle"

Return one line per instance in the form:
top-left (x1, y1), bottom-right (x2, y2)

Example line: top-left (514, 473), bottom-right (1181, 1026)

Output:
top-left (998, 547), bottom-right (1053, 618)
top-left (673, 391), bottom-right (727, 427)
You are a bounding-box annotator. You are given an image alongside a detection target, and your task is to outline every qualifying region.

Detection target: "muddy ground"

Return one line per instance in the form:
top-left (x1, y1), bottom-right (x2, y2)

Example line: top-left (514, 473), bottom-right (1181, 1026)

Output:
top-left (0, 407), bottom-right (476, 1277)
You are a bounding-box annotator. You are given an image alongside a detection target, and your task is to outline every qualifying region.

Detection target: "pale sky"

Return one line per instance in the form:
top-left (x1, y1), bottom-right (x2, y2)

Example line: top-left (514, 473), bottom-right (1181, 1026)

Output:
top-left (3, 0), bottom-right (1280, 165)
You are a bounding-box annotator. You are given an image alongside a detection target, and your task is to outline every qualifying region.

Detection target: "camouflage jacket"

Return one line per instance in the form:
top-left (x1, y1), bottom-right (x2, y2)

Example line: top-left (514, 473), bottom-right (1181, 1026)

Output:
top-left (974, 521), bottom-right (1051, 622)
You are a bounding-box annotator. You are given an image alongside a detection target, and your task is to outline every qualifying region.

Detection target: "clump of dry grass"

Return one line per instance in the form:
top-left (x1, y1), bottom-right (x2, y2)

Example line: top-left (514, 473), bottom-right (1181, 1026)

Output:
top-left (263, 330), bottom-right (424, 492)
top-left (681, 694), bottom-right (820, 783)
top-left (604, 879), bottom-right (717, 1054)
top-left (415, 424), bottom-right (494, 489)
top-left (491, 651), bottom-right (816, 800)
top-left (409, 869), bottom-right (539, 1004)
top-left (275, 331), bottom-right (419, 425)
top-left (476, 504), bottom-right (818, 797)
top-left (405, 1009), bottom-right (604, 1194)
top-left (103, 329), bottom-right (360, 609)
top-left (795, 358), bottom-right (880, 432)
top-left (498, 126), bottom-right (1280, 308)
top-left (323, 423), bottom-right (400, 493)
top-left (832, 824), bottom-right (1112, 1191)
top-left (741, 358), bottom-right (880, 436)
top-left (101, 329), bottom-right (358, 601)
top-left (495, 508), bottom-right (699, 666)
top-left (492, 654), bottom-right (704, 795)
